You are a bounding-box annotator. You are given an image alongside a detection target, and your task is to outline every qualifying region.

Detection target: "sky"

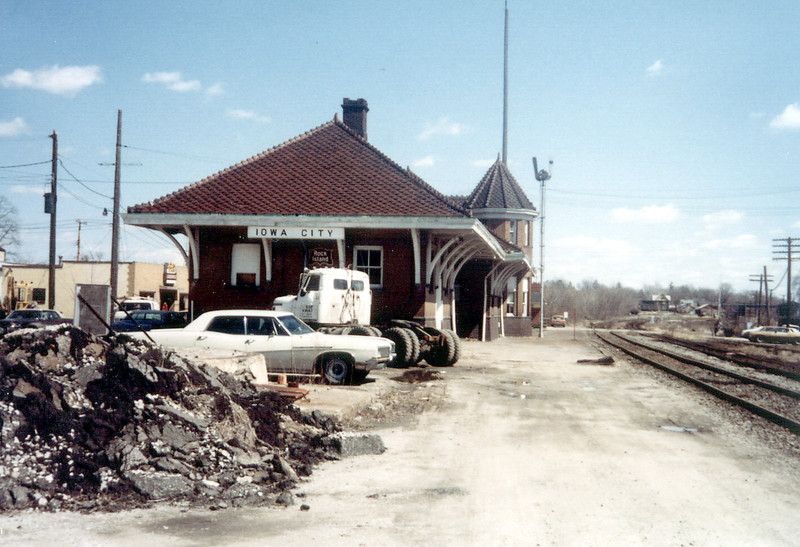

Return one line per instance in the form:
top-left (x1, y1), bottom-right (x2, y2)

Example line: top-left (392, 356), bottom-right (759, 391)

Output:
top-left (1, 1), bottom-right (799, 295)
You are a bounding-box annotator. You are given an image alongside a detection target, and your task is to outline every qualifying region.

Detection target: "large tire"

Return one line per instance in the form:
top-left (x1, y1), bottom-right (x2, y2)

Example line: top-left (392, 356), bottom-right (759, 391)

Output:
top-left (441, 329), bottom-right (462, 365)
top-left (321, 355), bottom-right (351, 385)
top-left (348, 325), bottom-right (372, 336)
top-left (402, 328), bottom-right (420, 365)
top-left (367, 326), bottom-right (383, 337)
top-left (383, 327), bottom-right (413, 367)
top-left (425, 330), bottom-right (457, 367)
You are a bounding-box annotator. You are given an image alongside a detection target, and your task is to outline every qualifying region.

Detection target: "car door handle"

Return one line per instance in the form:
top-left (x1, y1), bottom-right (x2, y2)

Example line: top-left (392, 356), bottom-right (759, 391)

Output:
top-left (197, 335), bottom-right (207, 341)
top-left (245, 339), bottom-right (255, 344)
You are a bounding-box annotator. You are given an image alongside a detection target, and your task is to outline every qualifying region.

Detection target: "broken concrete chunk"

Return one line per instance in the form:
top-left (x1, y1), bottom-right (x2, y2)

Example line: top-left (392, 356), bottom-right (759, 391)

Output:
top-left (155, 404), bottom-right (210, 431)
top-left (124, 469), bottom-right (194, 500)
top-left (275, 456), bottom-right (300, 483)
top-left (323, 432), bottom-right (386, 457)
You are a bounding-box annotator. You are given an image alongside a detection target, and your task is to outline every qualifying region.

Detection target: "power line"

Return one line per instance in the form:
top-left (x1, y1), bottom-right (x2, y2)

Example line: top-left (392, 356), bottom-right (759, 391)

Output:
top-left (58, 158), bottom-right (113, 199)
top-left (122, 144), bottom-right (224, 163)
top-left (0, 160), bottom-right (51, 169)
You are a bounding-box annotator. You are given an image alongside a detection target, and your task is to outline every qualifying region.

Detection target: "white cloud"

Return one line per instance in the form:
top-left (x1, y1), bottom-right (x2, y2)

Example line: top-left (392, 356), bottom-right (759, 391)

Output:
top-left (205, 83), bottom-right (224, 96)
top-left (702, 210), bottom-right (744, 231)
top-left (0, 117), bottom-right (29, 137)
top-left (142, 71), bottom-right (202, 92)
top-left (412, 155), bottom-right (435, 168)
top-left (610, 204), bottom-right (680, 224)
top-left (227, 109), bottom-right (270, 123)
top-left (770, 103), bottom-right (800, 130)
top-left (10, 185), bottom-right (43, 195)
top-left (1, 65), bottom-right (102, 96)
top-left (646, 59), bottom-right (663, 76)
top-left (792, 220), bottom-right (800, 230)
top-left (417, 117), bottom-right (466, 140)
top-left (699, 234), bottom-right (758, 252)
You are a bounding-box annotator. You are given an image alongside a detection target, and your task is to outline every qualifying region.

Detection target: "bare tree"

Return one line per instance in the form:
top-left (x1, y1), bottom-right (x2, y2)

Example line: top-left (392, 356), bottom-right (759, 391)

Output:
top-left (0, 196), bottom-right (20, 252)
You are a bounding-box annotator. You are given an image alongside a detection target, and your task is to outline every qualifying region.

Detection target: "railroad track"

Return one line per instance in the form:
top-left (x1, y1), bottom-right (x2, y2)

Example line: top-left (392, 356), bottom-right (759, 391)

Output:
top-left (641, 333), bottom-right (800, 382)
top-left (595, 330), bottom-right (800, 435)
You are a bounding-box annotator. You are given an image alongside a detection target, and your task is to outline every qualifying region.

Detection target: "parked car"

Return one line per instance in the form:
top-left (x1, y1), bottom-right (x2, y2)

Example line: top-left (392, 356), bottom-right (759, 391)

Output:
top-left (125, 310), bottom-right (395, 384)
top-left (113, 297), bottom-right (158, 320)
top-left (0, 309), bottom-right (72, 335)
top-left (550, 315), bottom-right (566, 327)
top-left (741, 325), bottom-right (800, 344)
top-left (111, 310), bottom-right (188, 332)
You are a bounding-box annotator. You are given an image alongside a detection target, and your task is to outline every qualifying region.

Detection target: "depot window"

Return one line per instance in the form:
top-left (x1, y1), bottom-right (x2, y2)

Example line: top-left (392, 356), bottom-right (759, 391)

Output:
top-left (506, 277), bottom-right (517, 315)
top-left (231, 243), bottom-right (260, 287)
top-left (354, 246), bottom-right (383, 288)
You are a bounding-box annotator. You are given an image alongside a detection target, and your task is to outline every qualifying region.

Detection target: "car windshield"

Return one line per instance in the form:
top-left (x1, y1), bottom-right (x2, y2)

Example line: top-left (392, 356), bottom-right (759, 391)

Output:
top-left (277, 314), bottom-right (314, 335)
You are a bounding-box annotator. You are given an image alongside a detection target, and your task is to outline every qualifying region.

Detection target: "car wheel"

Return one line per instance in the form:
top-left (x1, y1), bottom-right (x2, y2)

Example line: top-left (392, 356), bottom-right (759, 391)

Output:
top-left (755, 336), bottom-right (765, 343)
top-left (321, 355), bottom-right (351, 385)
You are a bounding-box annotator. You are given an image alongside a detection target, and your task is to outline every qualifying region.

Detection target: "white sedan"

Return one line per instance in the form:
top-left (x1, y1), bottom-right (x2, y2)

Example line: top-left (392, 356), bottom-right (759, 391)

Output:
top-left (126, 310), bottom-right (395, 384)
top-left (741, 325), bottom-right (800, 344)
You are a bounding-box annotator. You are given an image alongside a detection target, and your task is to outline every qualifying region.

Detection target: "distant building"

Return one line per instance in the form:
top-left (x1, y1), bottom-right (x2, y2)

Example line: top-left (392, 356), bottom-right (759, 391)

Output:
top-left (1, 260), bottom-right (188, 317)
top-left (639, 294), bottom-right (671, 312)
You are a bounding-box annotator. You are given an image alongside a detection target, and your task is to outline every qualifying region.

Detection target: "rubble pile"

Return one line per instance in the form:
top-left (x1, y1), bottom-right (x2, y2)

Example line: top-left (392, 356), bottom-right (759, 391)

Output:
top-left (0, 325), bottom-right (342, 512)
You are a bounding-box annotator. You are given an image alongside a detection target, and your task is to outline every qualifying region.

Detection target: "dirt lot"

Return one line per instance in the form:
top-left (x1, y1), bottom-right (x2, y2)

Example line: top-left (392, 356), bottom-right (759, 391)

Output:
top-left (2, 328), bottom-right (800, 545)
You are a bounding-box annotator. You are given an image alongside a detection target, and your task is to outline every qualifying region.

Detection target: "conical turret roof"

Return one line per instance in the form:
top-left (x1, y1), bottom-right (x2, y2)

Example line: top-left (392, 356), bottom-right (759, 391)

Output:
top-left (463, 156), bottom-right (535, 211)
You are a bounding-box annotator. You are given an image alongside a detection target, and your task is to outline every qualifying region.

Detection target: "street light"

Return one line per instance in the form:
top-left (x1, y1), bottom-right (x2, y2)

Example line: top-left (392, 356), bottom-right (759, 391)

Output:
top-left (533, 157), bottom-right (553, 338)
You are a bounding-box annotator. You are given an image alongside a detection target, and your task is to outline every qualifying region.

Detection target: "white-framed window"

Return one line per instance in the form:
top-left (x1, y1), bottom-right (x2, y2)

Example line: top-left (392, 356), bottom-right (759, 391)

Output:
top-left (354, 245), bottom-right (383, 288)
top-left (521, 277), bottom-right (529, 316)
top-left (509, 220), bottom-right (517, 245)
top-left (524, 221), bottom-right (531, 247)
top-left (231, 243), bottom-right (260, 286)
top-left (506, 277), bottom-right (517, 315)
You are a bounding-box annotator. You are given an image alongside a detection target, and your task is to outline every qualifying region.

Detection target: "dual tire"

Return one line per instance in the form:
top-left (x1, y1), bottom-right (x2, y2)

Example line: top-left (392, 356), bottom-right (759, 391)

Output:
top-left (383, 327), bottom-right (420, 368)
top-left (424, 329), bottom-right (461, 367)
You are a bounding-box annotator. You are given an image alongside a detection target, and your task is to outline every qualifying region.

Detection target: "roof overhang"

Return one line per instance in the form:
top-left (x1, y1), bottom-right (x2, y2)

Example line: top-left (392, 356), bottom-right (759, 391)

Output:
top-left (122, 212), bottom-right (531, 269)
top-left (469, 208), bottom-right (538, 222)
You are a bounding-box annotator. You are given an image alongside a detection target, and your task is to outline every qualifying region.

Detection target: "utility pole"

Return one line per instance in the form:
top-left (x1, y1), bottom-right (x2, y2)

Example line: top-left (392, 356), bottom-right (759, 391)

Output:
top-left (773, 237), bottom-right (800, 325)
top-left (764, 265), bottom-right (772, 324)
top-left (76, 220), bottom-right (85, 261)
top-left (110, 110), bottom-right (122, 300)
top-left (749, 272), bottom-right (763, 325)
top-left (533, 157), bottom-right (553, 338)
top-left (502, 0), bottom-right (509, 165)
top-left (47, 131), bottom-right (58, 309)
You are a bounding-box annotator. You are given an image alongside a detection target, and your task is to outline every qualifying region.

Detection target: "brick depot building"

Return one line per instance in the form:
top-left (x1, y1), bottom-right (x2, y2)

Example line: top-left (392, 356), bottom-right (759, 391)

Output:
top-left (124, 99), bottom-right (538, 340)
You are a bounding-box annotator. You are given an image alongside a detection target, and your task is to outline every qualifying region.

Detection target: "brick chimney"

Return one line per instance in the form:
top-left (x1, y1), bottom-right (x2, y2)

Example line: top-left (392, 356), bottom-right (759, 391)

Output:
top-left (342, 98), bottom-right (368, 140)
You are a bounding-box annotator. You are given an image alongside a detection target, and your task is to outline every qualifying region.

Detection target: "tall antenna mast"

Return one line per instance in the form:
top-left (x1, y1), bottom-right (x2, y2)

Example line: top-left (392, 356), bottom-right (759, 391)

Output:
top-left (502, 0), bottom-right (509, 165)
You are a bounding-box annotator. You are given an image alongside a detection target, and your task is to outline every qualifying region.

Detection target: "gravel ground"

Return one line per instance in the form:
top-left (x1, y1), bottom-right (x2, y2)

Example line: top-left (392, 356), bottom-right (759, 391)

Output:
top-left (2, 328), bottom-right (799, 545)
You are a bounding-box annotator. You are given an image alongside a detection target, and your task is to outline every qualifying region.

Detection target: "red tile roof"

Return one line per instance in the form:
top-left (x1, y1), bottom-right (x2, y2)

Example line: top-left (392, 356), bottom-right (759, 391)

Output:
top-left (128, 119), bottom-right (466, 217)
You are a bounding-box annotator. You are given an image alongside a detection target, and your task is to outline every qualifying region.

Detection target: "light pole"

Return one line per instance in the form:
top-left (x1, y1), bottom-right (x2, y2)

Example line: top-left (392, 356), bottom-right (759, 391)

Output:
top-left (533, 157), bottom-right (553, 338)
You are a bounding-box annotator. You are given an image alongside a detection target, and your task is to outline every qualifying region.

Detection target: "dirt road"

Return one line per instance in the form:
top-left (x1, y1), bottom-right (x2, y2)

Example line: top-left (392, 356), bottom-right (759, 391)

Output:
top-left (3, 329), bottom-right (800, 545)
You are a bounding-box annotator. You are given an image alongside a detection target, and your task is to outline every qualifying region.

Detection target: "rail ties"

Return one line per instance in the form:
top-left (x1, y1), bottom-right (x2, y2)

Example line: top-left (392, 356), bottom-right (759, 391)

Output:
top-left (595, 330), bottom-right (800, 436)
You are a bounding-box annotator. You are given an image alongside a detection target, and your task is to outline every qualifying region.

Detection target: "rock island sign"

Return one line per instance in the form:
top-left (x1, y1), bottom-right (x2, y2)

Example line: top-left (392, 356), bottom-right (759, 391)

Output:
top-left (247, 226), bottom-right (344, 240)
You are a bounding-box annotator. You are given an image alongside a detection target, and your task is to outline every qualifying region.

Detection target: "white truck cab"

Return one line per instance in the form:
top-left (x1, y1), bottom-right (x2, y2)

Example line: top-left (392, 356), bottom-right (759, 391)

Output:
top-left (272, 268), bottom-right (371, 328)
